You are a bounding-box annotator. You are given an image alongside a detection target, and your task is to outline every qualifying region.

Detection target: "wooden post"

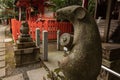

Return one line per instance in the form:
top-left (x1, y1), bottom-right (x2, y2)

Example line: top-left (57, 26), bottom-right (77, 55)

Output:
top-left (57, 30), bottom-right (60, 51)
top-left (103, 0), bottom-right (113, 42)
top-left (35, 28), bottom-right (40, 47)
top-left (42, 30), bottom-right (48, 61)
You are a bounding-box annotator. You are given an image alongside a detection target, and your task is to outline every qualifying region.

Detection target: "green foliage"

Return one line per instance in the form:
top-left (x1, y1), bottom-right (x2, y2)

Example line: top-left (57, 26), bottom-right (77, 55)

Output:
top-left (0, 0), bottom-right (15, 8)
top-left (54, 68), bottom-right (68, 80)
top-left (51, 0), bottom-right (95, 16)
top-left (88, 0), bottom-right (95, 16)
top-left (51, 0), bottom-right (82, 11)
top-left (64, 0), bottom-right (82, 6)
top-left (0, 0), bottom-right (15, 19)
top-left (51, 0), bottom-right (66, 11)
top-left (40, 58), bottom-right (67, 80)
top-left (45, 68), bottom-right (68, 80)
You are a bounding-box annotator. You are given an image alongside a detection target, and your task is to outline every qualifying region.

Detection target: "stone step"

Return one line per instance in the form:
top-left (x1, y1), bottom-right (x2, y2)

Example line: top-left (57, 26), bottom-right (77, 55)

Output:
top-left (0, 55), bottom-right (5, 61)
top-left (0, 47), bottom-right (5, 49)
top-left (0, 68), bottom-right (5, 78)
top-left (14, 47), bottom-right (39, 53)
top-left (15, 42), bottom-right (36, 49)
top-left (2, 73), bottom-right (24, 80)
top-left (0, 50), bottom-right (6, 53)
top-left (0, 51), bottom-right (5, 56)
top-left (27, 68), bottom-right (48, 80)
top-left (0, 60), bottom-right (5, 68)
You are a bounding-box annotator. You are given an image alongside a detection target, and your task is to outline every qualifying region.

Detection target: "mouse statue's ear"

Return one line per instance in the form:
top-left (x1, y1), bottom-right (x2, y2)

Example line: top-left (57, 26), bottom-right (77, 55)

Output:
top-left (74, 7), bottom-right (86, 20)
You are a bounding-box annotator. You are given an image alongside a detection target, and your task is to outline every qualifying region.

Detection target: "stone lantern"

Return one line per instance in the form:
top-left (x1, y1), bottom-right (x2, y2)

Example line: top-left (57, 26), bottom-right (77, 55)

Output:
top-left (14, 22), bottom-right (40, 67)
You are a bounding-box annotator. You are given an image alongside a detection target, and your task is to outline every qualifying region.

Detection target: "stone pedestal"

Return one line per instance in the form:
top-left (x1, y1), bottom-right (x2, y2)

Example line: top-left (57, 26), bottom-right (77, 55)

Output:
top-left (98, 43), bottom-right (120, 80)
top-left (14, 42), bottom-right (40, 67)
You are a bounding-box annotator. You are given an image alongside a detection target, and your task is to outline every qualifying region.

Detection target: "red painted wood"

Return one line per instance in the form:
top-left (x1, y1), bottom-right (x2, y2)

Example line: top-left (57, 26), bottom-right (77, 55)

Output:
top-left (11, 19), bottom-right (73, 41)
top-left (13, 0), bottom-right (73, 41)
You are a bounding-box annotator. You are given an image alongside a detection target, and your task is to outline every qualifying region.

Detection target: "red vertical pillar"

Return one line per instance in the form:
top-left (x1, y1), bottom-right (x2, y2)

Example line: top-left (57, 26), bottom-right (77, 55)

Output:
top-left (82, 0), bottom-right (88, 9)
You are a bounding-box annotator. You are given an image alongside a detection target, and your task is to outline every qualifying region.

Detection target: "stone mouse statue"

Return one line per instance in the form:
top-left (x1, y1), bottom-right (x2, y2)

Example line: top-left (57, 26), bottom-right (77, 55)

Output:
top-left (56, 5), bottom-right (102, 80)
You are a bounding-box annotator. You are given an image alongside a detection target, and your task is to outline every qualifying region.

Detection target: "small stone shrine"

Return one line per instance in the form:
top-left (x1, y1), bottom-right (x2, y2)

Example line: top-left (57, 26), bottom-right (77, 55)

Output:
top-left (14, 22), bottom-right (40, 67)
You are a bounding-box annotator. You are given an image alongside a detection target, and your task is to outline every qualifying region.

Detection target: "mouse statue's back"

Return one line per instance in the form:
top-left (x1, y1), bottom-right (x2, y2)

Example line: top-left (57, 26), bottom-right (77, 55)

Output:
top-left (56, 5), bottom-right (102, 80)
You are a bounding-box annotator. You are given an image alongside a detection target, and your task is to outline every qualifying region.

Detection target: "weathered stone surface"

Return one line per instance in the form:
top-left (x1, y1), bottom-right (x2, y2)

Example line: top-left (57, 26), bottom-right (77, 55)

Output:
top-left (0, 49), bottom-right (5, 52)
top-left (60, 33), bottom-right (73, 50)
top-left (0, 68), bottom-right (5, 77)
top-left (102, 43), bottom-right (120, 61)
top-left (42, 30), bottom-right (48, 61)
top-left (56, 6), bottom-right (102, 80)
top-left (27, 68), bottom-right (48, 80)
top-left (102, 59), bottom-right (120, 69)
top-left (14, 47), bottom-right (40, 67)
top-left (14, 47), bottom-right (40, 54)
top-left (0, 55), bottom-right (5, 61)
top-left (0, 60), bottom-right (5, 68)
top-left (2, 74), bottom-right (24, 80)
top-left (0, 26), bottom-right (6, 78)
top-left (14, 48), bottom-right (33, 54)
top-left (0, 51), bottom-right (5, 56)
top-left (16, 42), bottom-right (36, 49)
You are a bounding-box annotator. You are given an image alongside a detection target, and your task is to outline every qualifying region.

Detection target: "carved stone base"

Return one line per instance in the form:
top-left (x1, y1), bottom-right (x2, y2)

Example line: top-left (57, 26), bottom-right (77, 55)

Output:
top-left (15, 41), bottom-right (36, 49)
top-left (14, 42), bottom-right (40, 67)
